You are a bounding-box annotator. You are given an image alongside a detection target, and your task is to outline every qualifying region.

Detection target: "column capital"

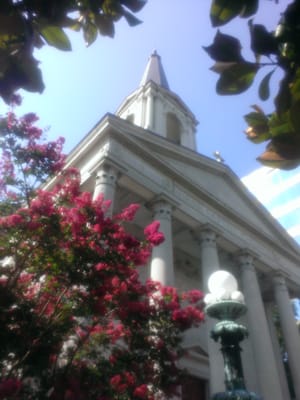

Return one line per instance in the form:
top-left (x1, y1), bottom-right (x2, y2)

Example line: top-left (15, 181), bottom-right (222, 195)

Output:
top-left (199, 229), bottom-right (216, 246)
top-left (272, 272), bottom-right (288, 291)
top-left (198, 224), bottom-right (220, 248)
top-left (147, 194), bottom-right (178, 220)
top-left (95, 165), bottom-right (118, 187)
top-left (236, 250), bottom-right (255, 269)
top-left (151, 201), bottom-right (172, 221)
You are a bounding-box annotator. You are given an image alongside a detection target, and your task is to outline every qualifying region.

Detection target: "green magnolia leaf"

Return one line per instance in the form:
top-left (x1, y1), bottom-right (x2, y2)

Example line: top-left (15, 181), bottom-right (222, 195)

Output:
top-left (0, 15), bottom-right (24, 36)
top-left (244, 110), bottom-right (270, 143)
top-left (39, 25), bottom-right (71, 51)
top-left (273, 136), bottom-right (300, 159)
top-left (244, 110), bottom-right (267, 127)
top-left (210, 0), bottom-right (245, 27)
top-left (59, 17), bottom-right (81, 30)
top-left (210, 61), bottom-right (236, 73)
top-left (0, 49), bottom-right (9, 76)
top-left (123, 10), bottom-right (142, 26)
top-left (216, 62), bottom-right (258, 95)
top-left (94, 15), bottom-right (115, 37)
top-left (18, 55), bottom-right (45, 93)
top-left (257, 148), bottom-right (300, 169)
top-left (240, 0), bottom-right (258, 18)
top-left (275, 74), bottom-right (291, 114)
top-left (103, 0), bottom-right (120, 16)
top-left (121, 0), bottom-right (146, 12)
top-left (290, 68), bottom-right (300, 102)
top-left (203, 31), bottom-right (243, 62)
top-left (269, 112), bottom-right (293, 137)
top-left (258, 69), bottom-right (275, 101)
top-left (290, 100), bottom-right (300, 133)
top-left (83, 22), bottom-right (98, 47)
top-left (249, 21), bottom-right (278, 55)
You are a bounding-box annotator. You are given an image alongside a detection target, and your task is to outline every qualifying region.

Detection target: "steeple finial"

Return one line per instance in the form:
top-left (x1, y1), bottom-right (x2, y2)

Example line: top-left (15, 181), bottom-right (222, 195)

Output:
top-left (139, 51), bottom-right (170, 90)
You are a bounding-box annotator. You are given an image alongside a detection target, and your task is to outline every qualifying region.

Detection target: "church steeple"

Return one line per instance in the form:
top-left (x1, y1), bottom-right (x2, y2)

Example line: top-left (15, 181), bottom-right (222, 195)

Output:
top-left (116, 52), bottom-right (198, 151)
top-left (139, 50), bottom-right (170, 90)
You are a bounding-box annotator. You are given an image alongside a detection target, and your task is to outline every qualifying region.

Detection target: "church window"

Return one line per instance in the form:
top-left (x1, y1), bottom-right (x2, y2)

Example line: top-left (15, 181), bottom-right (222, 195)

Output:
top-left (166, 112), bottom-right (181, 144)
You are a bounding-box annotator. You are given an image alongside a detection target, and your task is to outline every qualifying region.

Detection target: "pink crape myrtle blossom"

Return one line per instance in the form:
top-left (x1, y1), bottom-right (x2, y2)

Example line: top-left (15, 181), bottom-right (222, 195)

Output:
top-left (0, 104), bottom-right (204, 400)
top-left (144, 220), bottom-right (164, 246)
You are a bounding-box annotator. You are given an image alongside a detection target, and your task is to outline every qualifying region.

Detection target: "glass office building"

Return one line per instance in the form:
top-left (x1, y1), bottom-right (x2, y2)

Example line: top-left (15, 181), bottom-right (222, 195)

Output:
top-left (243, 166), bottom-right (300, 244)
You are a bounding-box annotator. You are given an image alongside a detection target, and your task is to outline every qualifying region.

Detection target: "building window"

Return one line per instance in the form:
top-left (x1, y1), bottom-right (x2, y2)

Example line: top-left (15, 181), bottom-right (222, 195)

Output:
top-left (166, 113), bottom-right (181, 144)
top-left (182, 375), bottom-right (207, 400)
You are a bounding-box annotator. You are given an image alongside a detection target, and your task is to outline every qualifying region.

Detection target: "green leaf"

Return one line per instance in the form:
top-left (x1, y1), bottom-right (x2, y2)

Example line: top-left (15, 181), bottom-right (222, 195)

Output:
top-left (290, 100), bottom-right (300, 133)
top-left (258, 69), bottom-right (275, 101)
top-left (39, 25), bottom-right (71, 51)
top-left (269, 112), bottom-right (293, 137)
top-left (290, 68), bottom-right (300, 102)
top-left (249, 21), bottom-right (278, 55)
top-left (210, 0), bottom-right (245, 27)
top-left (0, 15), bottom-right (24, 37)
top-left (121, 0), bottom-right (146, 12)
top-left (123, 11), bottom-right (142, 26)
top-left (203, 31), bottom-right (243, 62)
top-left (244, 111), bottom-right (267, 127)
top-left (244, 110), bottom-right (270, 143)
top-left (210, 61), bottom-right (236, 74)
top-left (94, 15), bottom-right (115, 37)
top-left (0, 49), bottom-right (9, 76)
top-left (18, 55), bottom-right (45, 93)
top-left (272, 135), bottom-right (300, 160)
top-left (83, 22), bottom-right (98, 47)
top-left (240, 0), bottom-right (258, 18)
top-left (275, 74), bottom-right (291, 114)
top-left (257, 146), bottom-right (300, 169)
top-left (102, 0), bottom-right (120, 16)
top-left (58, 17), bottom-right (81, 30)
top-left (216, 62), bottom-right (258, 95)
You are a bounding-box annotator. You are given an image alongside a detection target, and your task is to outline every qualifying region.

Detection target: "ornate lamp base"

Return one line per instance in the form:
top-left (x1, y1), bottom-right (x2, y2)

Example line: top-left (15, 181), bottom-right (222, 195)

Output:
top-left (206, 301), bottom-right (261, 400)
top-left (212, 389), bottom-right (261, 400)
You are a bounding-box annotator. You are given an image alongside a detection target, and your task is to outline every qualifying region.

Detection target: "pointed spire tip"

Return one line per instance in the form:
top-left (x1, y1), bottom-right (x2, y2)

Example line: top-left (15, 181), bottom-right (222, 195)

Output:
top-left (140, 50), bottom-right (169, 90)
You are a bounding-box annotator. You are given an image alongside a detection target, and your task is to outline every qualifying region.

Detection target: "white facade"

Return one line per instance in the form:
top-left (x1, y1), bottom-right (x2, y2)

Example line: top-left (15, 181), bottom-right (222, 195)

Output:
top-left (50, 53), bottom-right (300, 400)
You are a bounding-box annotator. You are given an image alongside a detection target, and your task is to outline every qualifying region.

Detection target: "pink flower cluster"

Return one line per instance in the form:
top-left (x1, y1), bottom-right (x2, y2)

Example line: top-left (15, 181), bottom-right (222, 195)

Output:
top-left (0, 105), bottom-right (204, 400)
top-left (0, 108), bottom-right (65, 203)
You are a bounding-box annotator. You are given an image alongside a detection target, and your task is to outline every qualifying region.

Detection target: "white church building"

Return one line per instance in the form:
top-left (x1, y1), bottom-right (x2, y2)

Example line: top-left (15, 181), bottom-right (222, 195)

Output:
top-left (58, 52), bottom-right (300, 400)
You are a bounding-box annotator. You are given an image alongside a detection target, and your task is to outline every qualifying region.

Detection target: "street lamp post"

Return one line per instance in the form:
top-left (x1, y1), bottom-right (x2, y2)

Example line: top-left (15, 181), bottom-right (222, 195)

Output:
top-left (204, 270), bottom-right (260, 400)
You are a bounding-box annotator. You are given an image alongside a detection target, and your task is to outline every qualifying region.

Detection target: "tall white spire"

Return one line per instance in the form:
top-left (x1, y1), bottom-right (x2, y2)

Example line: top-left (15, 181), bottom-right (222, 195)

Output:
top-left (116, 52), bottom-right (198, 151)
top-left (139, 50), bottom-right (170, 90)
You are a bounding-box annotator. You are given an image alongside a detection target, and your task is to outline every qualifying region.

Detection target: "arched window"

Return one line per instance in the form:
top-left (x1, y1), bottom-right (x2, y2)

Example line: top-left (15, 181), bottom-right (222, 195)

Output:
top-left (166, 113), bottom-right (181, 144)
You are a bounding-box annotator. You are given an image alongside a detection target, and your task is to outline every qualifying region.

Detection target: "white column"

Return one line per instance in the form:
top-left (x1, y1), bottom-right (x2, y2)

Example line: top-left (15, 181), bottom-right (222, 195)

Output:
top-left (238, 253), bottom-right (283, 400)
top-left (200, 228), bottom-right (225, 396)
top-left (200, 229), bottom-right (220, 292)
top-left (93, 165), bottom-right (117, 216)
top-left (145, 91), bottom-right (154, 130)
top-left (150, 201), bottom-right (174, 286)
top-left (273, 274), bottom-right (300, 400)
top-left (265, 302), bottom-right (291, 400)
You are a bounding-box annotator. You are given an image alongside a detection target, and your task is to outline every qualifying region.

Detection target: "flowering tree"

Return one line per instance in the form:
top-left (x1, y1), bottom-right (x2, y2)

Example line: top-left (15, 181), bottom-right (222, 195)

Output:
top-left (0, 102), bottom-right (204, 400)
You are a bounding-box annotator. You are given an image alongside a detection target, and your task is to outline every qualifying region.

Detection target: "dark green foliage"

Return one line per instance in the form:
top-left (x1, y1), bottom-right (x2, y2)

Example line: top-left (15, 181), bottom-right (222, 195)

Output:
top-left (0, 0), bottom-right (146, 102)
top-left (206, 0), bottom-right (300, 169)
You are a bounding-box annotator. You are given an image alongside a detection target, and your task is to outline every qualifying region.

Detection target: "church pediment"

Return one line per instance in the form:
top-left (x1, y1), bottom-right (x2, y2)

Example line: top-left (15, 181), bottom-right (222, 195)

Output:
top-left (100, 115), bottom-right (299, 255)
top-left (62, 110), bottom-right (299, 264)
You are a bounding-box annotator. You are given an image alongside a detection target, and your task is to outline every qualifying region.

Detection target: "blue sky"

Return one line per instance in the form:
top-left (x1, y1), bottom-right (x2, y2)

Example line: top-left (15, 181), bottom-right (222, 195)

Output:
top-left (4, 0), bottom-right (289, 178)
